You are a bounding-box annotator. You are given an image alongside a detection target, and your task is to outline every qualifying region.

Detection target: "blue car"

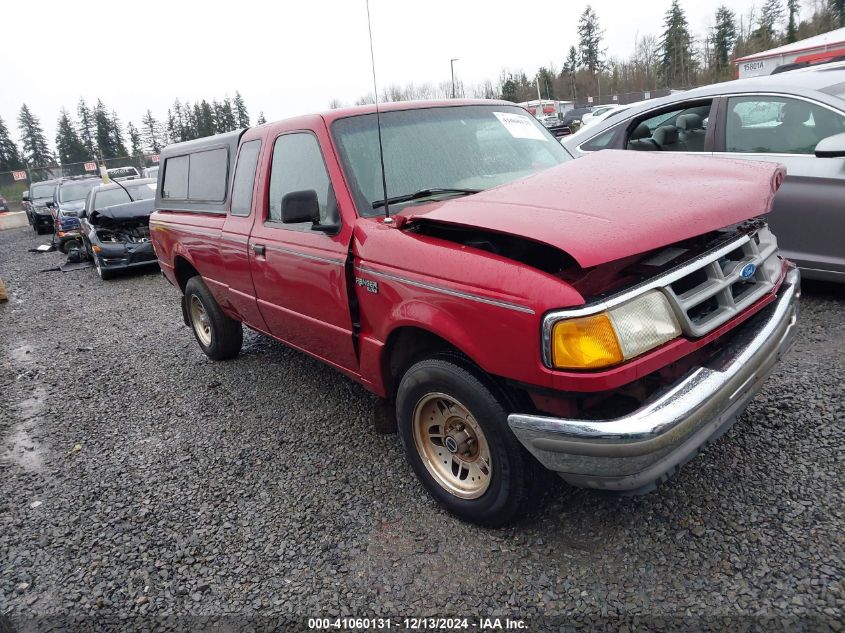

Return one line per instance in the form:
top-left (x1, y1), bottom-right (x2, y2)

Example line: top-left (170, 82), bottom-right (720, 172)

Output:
top-left (52, 178), bottom-right (101, 253)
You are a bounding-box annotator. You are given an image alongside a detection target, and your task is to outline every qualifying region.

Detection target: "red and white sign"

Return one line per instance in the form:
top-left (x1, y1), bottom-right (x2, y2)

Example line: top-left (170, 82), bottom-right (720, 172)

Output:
top-left (151, 154), bottom-right (160, 163)
top-left (12, 171), bottom-right (27, 181)
top-left (84, 162), bottom-right (97, 172)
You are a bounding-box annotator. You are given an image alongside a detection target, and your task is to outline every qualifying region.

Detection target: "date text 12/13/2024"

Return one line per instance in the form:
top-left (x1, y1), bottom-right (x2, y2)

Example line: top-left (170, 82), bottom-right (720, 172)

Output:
top-left (308, 617), bottom-right (527, 630)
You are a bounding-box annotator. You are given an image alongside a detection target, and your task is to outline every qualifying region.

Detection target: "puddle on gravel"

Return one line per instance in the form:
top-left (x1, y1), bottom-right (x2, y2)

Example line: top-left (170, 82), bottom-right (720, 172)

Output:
top-left (9, 344), bottom-right (35, 362)
top-left (2, 426), bottom-right (45, 471)
top-left (1, 386), bottom-right (48, 472)
top-left (18, 386), bottom-right (47, 420)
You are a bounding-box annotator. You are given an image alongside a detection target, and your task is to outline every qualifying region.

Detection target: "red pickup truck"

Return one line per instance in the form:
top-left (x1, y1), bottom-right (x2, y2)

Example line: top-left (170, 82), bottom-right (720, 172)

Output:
top-left (150, 100), bottom-right (800, 526)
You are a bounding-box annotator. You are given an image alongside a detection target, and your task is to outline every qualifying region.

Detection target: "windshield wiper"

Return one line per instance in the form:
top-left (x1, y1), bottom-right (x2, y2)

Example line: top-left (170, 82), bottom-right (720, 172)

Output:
top-left (372, 188), bottom-right (480, 209)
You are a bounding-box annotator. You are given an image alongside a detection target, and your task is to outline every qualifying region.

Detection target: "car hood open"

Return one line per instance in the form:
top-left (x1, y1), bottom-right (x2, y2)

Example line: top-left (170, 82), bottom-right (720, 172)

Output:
top-left (403, 151), bottom-right (785, 268)
top-left (91, 198), bottom-right (155, 225)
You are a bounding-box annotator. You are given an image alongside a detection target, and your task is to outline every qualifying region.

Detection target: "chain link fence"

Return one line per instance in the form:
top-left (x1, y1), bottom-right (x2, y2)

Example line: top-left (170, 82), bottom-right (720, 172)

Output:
top-left (0, 154), bottom-right (159, 212)
top-left (581, 88), bottom-right (674, 107)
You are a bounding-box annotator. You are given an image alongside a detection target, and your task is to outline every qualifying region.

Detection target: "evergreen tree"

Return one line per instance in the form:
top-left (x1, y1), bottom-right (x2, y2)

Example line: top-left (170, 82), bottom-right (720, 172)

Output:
top-left (0, 115), bottom-right (24, 171)
top-left (77, 98), bottom-right (97, 157)
top-left (830, 0), bottom-right (844, 27)
top-left (562, 46), bottom-right (579, 99)
top-left (194, 100), bottom-right (215, 138)
top-left (211, 99), bottom-right (223, 133)
top-left (537, 67), bottom-right (556, 99)
top-left (18, 104), bottom-right (52, 167)
top-left (127, 122), bottom-right (143, 160)
top-left (256, 111), bottom-right (267, 125)
top-left (233, 91), bottom-right (250, 128)
top-left (172, 99), bottom-right (188, 142)
top-left (711, 6), bottom-right (738, 74)
top-left (786, 0), bottom-right (799, 42)
top-left (756, 0), bottom-right (784, 47)
top-left (660, 0), bottom-right (697, 88)
top-left (94, 100), bottom-right (117, 158)
top-left (221, 96), bottom-right (237, 131)
top-left (500, 80), bottom-right (518, 102)
top-left (183, 102), bottom-right (197, 140)
top-left (55, 108), bottom-right (89, 165)
top-left (141, 109), bottom-right (162, 152)
top-left (110, 110), bottom-right (128, 157)
top-left (563, 46), bottom-right (579, 73)
top-left (165, 109), bottom-right (178, 145)
top-left (577, 5), bottom-right (605, 76)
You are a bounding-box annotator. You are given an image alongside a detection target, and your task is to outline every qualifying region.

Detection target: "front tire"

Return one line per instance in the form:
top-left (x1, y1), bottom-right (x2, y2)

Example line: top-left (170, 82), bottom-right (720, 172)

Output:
top-left (94, 255), bottom-right (113, 280)
top-left (184, 276), bottom-right (243, 360)
top-left (396, 356), bottom-right (540, 526)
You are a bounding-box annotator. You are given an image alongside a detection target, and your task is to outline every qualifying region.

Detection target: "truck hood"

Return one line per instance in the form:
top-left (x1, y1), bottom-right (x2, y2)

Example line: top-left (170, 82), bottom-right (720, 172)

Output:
top-left (403, 151), bottom-right (785, 268)
top-left (91, 198), bottom-right (155, 226)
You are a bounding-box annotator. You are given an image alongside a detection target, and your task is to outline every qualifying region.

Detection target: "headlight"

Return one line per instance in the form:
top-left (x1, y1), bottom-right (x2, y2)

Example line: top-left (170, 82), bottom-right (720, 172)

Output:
top-left (550, 290), bottom-right (681, 369)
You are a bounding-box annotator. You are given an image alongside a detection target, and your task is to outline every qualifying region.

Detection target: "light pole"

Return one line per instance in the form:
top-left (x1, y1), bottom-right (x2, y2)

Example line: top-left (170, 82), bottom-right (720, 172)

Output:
top-left (450, 58), bottom-right (459, 98)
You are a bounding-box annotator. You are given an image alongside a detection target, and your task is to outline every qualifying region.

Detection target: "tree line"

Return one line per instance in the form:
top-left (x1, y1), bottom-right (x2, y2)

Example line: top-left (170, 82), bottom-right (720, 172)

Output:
top-left (0, 92), bottom-right (260, 171)
top-left (3, 0), bottom-right (842, 172)
top-left (338, 0), bottom-right (843, 106)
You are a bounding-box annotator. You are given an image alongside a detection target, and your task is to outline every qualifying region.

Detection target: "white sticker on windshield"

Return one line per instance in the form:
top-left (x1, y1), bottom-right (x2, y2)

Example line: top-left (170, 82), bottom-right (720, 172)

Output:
top-left (493, 112), bottom-right (547, 141)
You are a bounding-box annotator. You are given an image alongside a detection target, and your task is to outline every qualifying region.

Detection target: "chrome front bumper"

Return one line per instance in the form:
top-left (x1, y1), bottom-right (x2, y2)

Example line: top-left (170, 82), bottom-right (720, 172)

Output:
top-left (508, 267), bottom-right (801, 494)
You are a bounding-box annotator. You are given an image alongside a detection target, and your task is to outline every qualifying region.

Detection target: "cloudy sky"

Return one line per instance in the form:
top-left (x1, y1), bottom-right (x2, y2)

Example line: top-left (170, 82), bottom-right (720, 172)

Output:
top-left (3, 0), bottom-right (762, 149)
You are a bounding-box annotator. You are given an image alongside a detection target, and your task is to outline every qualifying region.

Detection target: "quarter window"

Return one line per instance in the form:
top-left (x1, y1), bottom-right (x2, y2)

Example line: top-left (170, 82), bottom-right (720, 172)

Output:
top-left (724, 96), bottom-right (845, 154)
top-left (580, 128), bottom-right (616, 152)
top-left (268, 133), bottom-right (336, 229)
top-left (230, 140), bottom-right (261, 216)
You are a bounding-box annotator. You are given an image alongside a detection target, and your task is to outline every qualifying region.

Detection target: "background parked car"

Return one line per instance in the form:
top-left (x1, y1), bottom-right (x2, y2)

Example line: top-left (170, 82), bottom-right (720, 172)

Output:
top-left (0, 196), bottom-right (9, 212)
top-left (562, 64), bottom-right (845, 282)
top-left (80, 178), bottom-right (158, 280)
top-left (580, 104), bottom-right (622, 126)
top-left (23, 179), bottom-right (60, 234)
top-left (52, 178), bottom-right (101, 252)
top-left (560, 105), bottom-right (594, 128)
top-left (106, 166), bottom-right (141, 181)
top-left (143, 166), bottom-right (159, 179)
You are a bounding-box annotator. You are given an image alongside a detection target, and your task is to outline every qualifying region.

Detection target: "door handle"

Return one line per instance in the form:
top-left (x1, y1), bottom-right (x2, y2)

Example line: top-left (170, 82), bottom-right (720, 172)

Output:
top-left (252, 244), bottom-right (266, 256)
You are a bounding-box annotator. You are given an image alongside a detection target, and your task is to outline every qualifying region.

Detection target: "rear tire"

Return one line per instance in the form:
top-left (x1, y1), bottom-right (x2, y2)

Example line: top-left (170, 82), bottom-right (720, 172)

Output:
top-left (396, 356), bottom-right (540, 527)
top-left (184, 276), bottom-right (243, 360)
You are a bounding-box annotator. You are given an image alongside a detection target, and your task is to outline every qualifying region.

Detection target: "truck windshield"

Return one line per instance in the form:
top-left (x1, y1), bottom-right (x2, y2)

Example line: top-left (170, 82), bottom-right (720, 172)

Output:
top-left (332, 105), bottom-right (570, 217)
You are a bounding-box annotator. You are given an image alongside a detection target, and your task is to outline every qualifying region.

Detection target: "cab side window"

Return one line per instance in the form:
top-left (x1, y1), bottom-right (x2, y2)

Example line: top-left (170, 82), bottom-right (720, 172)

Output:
top-left (230, 140), bottom-right (261, 216)
top-left (625, 101), bottom-right (713, 152)
top-left (580, 128), bottom-right (616, 152)
top-left (267, 133), bottom-right (338, 230)
top-left (723, 96), bottom-right (845, 154)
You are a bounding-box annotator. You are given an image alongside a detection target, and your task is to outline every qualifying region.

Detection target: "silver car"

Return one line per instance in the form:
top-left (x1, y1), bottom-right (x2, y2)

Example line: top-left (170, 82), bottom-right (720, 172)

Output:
top-left (563, 63), bottom-right (845, 282)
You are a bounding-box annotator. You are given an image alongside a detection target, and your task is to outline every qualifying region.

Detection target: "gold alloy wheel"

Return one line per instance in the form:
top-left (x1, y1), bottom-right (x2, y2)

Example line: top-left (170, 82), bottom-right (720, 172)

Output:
top-left (190, 295), bottom-right (213, 346)
top-left (412, 393), bottom-right (492, 499)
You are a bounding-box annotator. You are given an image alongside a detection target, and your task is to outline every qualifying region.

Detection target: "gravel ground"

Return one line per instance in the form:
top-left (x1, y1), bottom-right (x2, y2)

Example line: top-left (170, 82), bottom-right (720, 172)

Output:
top-left (0, 225), bottom-right (842, 632)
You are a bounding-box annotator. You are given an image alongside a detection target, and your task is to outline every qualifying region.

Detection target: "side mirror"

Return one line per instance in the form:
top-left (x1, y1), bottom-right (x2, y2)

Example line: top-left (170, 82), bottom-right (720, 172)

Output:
top-left (814, 132), bottom-right (845, 158)
top-left (22, 191), bottom-right (29, 202)
top-left (281, 189), bottom-right (320, 224)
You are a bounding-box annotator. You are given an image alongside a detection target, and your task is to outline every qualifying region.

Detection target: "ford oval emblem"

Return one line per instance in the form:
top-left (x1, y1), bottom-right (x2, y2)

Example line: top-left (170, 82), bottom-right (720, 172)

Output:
top-left (740, 263), bottom-right (757, 280)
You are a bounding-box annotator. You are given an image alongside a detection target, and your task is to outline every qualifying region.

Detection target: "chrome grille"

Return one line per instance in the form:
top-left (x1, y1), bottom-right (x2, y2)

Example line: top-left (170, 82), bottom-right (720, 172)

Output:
top-left (662, 227), bottom-right (781, 337)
